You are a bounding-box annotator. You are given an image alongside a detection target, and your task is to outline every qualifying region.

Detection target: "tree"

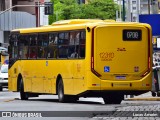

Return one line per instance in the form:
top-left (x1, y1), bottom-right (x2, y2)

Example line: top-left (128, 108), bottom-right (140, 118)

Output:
top-left (85, 0), bottom-right (118, 20)
top-left (49, 0), bottom-right (119, 24)
top-left (49, 0), bottom-right (64, 24)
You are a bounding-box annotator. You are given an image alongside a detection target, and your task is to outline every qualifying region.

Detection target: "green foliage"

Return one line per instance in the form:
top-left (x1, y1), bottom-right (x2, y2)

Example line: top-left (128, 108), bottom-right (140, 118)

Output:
top-left (49, 0), bottom-right (119, 24)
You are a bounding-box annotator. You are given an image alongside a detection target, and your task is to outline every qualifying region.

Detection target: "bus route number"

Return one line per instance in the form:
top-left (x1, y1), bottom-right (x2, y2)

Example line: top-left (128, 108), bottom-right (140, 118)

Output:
top-left (99, 52), bottom-right (114, 61)
top-left (123, 30), bottom-right (142, 41)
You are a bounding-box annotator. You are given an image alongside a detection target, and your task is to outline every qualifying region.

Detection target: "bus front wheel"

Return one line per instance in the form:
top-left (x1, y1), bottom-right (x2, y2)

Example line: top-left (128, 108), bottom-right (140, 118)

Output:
top-left (20, 78), bottom-right (28, 100)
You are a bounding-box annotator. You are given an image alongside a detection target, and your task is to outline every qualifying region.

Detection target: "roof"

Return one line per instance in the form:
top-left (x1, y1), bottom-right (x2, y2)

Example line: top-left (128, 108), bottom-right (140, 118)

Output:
top-left (11, 19), bottom-right (150, 34)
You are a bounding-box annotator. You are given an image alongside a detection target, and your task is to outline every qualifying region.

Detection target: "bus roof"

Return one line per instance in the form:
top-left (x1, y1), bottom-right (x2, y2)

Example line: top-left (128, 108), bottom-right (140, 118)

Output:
top-left (11, 19), bottom-right (150, 34)
top-left (51, 19), bottom-right (104, 25)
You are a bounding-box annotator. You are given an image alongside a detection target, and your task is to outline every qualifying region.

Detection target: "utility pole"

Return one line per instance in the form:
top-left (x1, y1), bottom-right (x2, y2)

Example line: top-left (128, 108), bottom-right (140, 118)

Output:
top-left (122, 0), bottom-right (125, 21)
top-left (126, 0), bottom-right (131, 22)
top-left (9, 0), bottom-right (12, 29)
top-left (119, 0), bottom-right (122, 21)
top-left (148, 0), bottom-right (150, 14)
top-left (136, 0), bottom-right (139, 22)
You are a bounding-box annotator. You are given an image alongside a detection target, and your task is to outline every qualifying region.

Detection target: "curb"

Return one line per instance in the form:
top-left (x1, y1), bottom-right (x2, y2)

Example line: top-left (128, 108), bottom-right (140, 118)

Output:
top-left (125, 97), bottom-right (160, 101)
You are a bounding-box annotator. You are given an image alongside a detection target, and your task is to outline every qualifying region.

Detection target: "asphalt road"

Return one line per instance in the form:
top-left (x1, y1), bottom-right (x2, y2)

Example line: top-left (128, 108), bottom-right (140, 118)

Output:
top-left (1, 89), bottom-right (160, 120)
top-left (0, 89), bottom-right (114, 120)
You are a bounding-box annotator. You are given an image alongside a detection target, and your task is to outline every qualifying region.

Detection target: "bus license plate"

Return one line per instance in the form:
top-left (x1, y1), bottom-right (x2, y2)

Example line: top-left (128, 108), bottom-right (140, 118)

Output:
top-left (116, 76), bottom-right (126, 80)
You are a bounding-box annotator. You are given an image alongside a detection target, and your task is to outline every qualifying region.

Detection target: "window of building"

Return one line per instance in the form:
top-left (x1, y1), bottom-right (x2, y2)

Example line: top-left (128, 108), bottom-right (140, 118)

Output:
top-left (133, 7), bottom-right (136, 10)
top-left (77, 0), bottom-right (85, 4)
top-left (132, 1), bottom-right (136, 4)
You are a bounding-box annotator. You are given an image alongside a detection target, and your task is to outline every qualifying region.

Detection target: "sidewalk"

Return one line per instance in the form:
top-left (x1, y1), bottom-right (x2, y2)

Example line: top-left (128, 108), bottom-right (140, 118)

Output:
top-left (125, 92), bottom-right (160, 101)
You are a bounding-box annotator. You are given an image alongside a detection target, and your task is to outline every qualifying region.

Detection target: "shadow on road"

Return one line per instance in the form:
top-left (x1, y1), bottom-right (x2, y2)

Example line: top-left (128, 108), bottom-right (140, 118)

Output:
top-left (14, 98), bottom-right (103, 105)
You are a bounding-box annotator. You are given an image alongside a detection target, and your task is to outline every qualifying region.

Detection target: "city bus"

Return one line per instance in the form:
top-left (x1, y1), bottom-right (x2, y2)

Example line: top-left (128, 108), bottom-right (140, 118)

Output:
top-left (8, 19), bottom-right (152, 104)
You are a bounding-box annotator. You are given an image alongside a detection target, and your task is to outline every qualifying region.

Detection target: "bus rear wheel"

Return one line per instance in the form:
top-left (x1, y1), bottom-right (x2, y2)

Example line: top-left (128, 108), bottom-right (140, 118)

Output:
top-left (0, 85), bottom-right (2, 91)
top-left (58, 79), bottom-right (78, 103)
top-left (58, 79), bottom-right (67, 102)
top-left (20, 78), bottom-right (28, 100)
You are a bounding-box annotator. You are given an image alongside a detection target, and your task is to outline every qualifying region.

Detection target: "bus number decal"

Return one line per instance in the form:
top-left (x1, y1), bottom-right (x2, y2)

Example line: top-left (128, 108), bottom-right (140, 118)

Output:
top-left (77, 64), bottom-right (81, 72)
top-left (99, 52), bottom-right (114, 61)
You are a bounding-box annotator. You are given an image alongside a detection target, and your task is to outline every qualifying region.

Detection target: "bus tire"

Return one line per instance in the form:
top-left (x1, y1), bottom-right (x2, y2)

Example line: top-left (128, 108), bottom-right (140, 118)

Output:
top-left (151, 92), bottom-right (156, 97)
top-left (68, 95), bottom-right (79, 103)
top-left (20, 78), bottom-right (28, 100)
top-left (0, 86), bottom-right (2, 91)
top-left (103, 95), bottom-right (123, 104)
top-left (157, 92), bottom-right (160, 97)
top-left (58, 79), bottom-right (67, 102)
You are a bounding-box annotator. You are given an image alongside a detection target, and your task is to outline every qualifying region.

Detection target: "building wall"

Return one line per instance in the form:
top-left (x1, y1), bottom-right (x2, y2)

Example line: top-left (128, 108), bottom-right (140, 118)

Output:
top-left (119, 0), bottom-right (159, 22)
top-left (0, 0), bottom-right (5, 11)
top-left (5, 0), bottom-right (11, 9)
top-left (0, 31), bottom-right (4, 43)
top-left (158, 0), bottom-right (160, 13)
top-left (0, 11), bottom-right (36, 31)
top-left (17, 0), bottom-right (39, 15)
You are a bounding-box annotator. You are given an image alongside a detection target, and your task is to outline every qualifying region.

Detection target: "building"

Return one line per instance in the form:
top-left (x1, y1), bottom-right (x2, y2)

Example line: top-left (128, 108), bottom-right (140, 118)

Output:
top-left (115, 0), bottom-right (159, 22)
top-left (0, 0), bottom-right (49, 45)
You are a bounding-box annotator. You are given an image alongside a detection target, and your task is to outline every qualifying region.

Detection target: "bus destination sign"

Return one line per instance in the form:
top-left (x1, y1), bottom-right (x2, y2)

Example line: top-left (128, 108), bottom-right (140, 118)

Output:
top-left (123, 30), bottom-right (142, 41)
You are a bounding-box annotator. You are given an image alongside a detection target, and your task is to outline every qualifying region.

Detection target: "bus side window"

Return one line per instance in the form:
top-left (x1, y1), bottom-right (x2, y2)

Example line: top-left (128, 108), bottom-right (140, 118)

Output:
top-left (58, 46), bottom-right (68, 58)
top-left (18, 35), bottom-right (29, 59)
top-left (30, 35), bottom-right (37, 46)
top-left (11, 34), bottom-right (19, 59)
top-left (70, 45), bottom-right (79, 58)
top-left (68, 46), bottom-right (75, 58)
top-left (69, 32), bottom-right (75, 45)
top-left (75, 32), bottom-right (80, 45)
top-left (48, 33), bottom-right (58, 58)
top-left (79, 31), bottom-right (86, 58)
top-left (58, 32), bottom-right (69, 59)
top-left (37, 33), bottom-right (49, 59)
top-left (28, 34), bottom-right (37, 59)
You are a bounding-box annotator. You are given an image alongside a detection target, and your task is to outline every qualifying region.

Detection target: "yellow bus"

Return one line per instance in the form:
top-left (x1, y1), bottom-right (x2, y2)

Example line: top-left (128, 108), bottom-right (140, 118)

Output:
top-left (9, 19), bottom-right (152, 104)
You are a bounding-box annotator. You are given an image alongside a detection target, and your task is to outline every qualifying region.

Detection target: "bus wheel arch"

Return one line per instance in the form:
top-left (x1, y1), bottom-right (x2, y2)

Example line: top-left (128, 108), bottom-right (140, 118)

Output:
top-left (56, 74), bottom-right (78, 103)
top-left (17, 73), bottom-right (28, 100)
